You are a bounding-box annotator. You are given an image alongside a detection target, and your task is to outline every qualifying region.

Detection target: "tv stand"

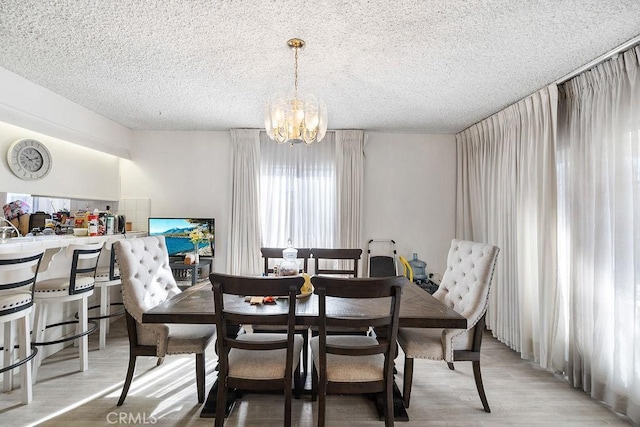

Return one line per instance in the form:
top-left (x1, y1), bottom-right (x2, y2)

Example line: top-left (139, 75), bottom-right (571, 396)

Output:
top-left (169, 257), bottom-right (213, 287)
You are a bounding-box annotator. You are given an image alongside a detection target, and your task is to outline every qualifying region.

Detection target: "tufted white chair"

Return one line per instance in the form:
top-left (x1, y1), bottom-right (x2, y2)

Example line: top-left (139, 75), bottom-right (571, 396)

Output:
top-left (114, 236), bottom-right (216, 406)
top-left (397, 239), bottom-right (499, 412)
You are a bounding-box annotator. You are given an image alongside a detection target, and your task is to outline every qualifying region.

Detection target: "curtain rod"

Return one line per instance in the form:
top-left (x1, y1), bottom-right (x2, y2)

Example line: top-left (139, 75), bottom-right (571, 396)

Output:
top-left (555, 34), bottom-right (640, 84)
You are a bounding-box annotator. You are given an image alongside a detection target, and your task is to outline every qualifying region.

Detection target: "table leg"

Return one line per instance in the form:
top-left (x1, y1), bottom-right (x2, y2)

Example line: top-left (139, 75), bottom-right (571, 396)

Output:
top-left (372, 382), bottom-right (410, 421)
top-left (199, 370), bottom-right (237, 418)
top-left (200, 324), bottom-right (241, 419)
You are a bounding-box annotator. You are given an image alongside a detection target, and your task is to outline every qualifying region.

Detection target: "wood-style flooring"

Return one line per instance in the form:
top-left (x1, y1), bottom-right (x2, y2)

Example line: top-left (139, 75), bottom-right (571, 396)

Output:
top-left (0, 318), bottom-right (631, 426)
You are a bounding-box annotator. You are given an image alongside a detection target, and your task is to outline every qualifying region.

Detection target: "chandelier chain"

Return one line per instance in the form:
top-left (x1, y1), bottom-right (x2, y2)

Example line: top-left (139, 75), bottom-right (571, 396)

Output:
top-left (294, 46), bottom-right (299, 96)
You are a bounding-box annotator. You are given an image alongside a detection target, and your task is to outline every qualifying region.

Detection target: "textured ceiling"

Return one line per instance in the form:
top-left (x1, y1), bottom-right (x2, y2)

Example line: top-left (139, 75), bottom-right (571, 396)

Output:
top-left (1, 0), bottom-right (639, 134)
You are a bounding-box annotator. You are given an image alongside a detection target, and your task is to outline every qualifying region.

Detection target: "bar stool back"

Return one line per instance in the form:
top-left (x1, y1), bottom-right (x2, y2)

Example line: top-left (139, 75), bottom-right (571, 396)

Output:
top-left (32, 243), bottom-right (102, 382)
top-left (0, 249), bottom-right (43, 404)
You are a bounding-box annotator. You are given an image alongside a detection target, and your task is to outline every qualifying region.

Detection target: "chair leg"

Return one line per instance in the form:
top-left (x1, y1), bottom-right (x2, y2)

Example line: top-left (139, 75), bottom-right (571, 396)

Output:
top-left (385, 369), bottom-right (394, 427)
top-left (472, 360), bottom-right (490, 413)
top-left (318, 370), bottom-right (326, 427)
top-left (293, 363), bottom-right (301, 399)
top-left (78, 297), bottom-right (89, 372)
top-left (117, 354), bottom-right (137, 406)
top-left (18, 315), bottom-right (32, 404)
top-left (402, 356), bottom-right (413, 408)
top-left (3, 321), bottom-right (14, 392)
top-left (447, 362), bottom-right (455, 370)
top-left (284, 373), bottom-right (292, 427)
top-left (99, 286), bottom-right (108, 350)
top-left (196, 353), bottom-right (205, 403)
top-left (302, 330), bottom-right (309, 376)
top-left (32, 302), bottom-right (48, 384)
top-left (215, 371), bottom-right (227, 427)
top-left (311, 363), bottom-right (318, 402)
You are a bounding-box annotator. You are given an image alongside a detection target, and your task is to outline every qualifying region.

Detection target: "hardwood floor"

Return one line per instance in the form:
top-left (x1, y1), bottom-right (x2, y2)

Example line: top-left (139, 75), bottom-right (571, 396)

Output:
top-left (0, 318), bottom-right (631, 426)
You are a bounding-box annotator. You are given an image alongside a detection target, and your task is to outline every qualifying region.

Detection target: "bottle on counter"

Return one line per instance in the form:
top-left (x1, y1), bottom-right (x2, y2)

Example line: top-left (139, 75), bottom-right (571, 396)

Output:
top-left (88, 210), bottom-right (99, 236)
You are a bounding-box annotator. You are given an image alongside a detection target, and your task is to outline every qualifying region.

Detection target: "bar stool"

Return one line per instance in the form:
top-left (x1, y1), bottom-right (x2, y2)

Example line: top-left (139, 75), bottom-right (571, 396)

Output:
top-left (32, 243), bottom-right (102, 382)
top-left (0, 249), bottom-right (43, 404)
top-left (90, 238), bottom-right (123, 350)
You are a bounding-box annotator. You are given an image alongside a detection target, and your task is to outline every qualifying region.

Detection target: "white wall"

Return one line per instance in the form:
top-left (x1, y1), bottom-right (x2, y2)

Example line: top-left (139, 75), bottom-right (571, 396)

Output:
top-left (118, 131), bottom-right (457, 277)
top-left (0, 121), bottom-right (121, 201)
top-left (362, 133), bottom-right (456, 277)
top-left (120, 131), bottom-right (232, 272)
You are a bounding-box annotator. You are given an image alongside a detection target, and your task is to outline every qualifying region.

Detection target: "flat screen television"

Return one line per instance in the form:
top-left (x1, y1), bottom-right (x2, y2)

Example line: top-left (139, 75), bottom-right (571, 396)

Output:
top-left (148, 217), bottom-right (215, 258)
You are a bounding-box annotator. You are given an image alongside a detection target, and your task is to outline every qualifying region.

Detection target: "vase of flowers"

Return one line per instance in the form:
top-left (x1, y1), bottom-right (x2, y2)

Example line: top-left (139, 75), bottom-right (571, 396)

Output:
top-left (189, 226), bottom-right (209, 264)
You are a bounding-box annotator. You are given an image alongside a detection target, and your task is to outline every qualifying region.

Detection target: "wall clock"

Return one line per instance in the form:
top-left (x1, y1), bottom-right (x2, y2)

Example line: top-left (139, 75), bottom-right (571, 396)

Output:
top-left (7, 138), bottom-right (53, 180)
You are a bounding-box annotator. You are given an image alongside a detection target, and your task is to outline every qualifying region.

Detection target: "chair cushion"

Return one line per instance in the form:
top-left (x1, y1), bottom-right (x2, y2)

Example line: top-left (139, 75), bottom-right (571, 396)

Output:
top-left (0, 291), bottom-right (32, 314)
top-left (228, 333), bottom-right (303, 380)
top-left (397, 327), bottom-right (445, 360)
top-left (34, 276), bottom-right (95, 297)
top-left (166, 323), bottom-right (216, 355)
top-left (310, 335), bottom-right (385, 382)
top-left (95, 266), bottom-right (120, 284)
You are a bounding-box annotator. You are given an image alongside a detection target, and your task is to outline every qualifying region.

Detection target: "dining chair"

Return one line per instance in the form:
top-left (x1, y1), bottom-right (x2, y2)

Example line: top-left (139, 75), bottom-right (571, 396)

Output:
top-left (397, 239), bottom-right (499, 412)
top-left (0, 249), bottom-right (43, 404)
top-left (210, 273), bottom-right (305, 427)
top-left (256, 247), bottom-right (312, 379)
top-left (310, 275), bottom-right (404, 427)
top-left (32, 243), bottom-right (103, 382)
top-left (310, 248), bottom-right (362, 277)
top-left (261, 247), bottom-right (312, 275)
top-left (114, 236), bottom-right (216, 406)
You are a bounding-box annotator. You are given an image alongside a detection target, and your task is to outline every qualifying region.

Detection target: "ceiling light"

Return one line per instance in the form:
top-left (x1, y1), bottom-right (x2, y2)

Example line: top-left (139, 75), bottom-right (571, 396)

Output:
top-left (265, 38), bottom-right (327, 146)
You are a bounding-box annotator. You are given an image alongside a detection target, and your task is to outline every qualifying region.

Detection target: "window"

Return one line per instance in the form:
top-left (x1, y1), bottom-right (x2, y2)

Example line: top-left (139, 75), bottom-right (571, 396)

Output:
top-left (258, 132), bottom-right (337, 249)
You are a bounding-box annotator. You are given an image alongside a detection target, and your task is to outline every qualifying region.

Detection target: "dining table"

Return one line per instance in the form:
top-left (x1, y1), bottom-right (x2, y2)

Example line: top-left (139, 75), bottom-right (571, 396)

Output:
top-left (142, 277), bottom-right (466, 421)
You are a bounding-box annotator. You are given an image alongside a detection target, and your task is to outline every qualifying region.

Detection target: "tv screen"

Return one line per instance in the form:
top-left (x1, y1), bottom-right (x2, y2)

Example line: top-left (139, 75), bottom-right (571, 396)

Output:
top-left (148, 217), bottom-right (215, 257)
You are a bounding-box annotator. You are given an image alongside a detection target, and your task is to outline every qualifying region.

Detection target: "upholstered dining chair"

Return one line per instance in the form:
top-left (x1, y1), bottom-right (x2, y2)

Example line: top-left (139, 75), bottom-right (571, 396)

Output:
top-left (397, 239), bottom-right (499, 413)
top-left (114, 236), bottom-right (216, 406)
top-left (0, 249), bottom-right (43, 404)
top-left (210, 273), bottom-right (305, 427)
top-left (310, 276), bottom-right (404, 427)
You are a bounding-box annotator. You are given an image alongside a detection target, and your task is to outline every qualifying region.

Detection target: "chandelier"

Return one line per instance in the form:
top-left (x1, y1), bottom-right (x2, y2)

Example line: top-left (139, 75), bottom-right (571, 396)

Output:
top-left (265, 38), bottom-right (327, 146)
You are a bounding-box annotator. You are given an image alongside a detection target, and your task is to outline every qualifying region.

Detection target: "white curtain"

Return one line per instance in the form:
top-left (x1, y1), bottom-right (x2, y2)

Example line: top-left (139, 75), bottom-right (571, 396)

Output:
top-left (335, 130), bottom-right (364, 249)
top-left (259, 131), bottom-right (337, 249)
top-left (456, 85), bottom-right (560, 367)
top-left (556, 45), bottom-right (640, 423)
top-left (228, 129), bottom-right (262, 275)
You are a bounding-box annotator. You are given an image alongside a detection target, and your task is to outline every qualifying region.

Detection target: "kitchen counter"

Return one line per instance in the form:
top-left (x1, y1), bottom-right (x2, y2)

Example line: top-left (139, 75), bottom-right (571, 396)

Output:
top-left (0, 232), bottom-right (147, 276)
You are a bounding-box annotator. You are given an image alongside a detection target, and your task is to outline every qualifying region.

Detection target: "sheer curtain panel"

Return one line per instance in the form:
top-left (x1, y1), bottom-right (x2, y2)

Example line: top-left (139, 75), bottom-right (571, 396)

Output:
top-left (228, 129), bottom-right (262, 275)
top-left (557, 45), bottom-right (640, 423)
top-left (456, 85), bottom-right (559, 367)
top-left (259, 132), bottom-right (337, 249)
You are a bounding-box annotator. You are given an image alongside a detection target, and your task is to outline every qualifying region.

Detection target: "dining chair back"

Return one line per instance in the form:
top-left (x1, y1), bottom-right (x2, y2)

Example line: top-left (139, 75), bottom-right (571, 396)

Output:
top-left (261, 247), bottom-right (312, 275)
top-left (397, 239), bottom-right (499, 412)
top-left (114, 236), bottom-right (215, 406)
top-left (310, 275), bottom-right (404, 427)
top-left (210, 273), bottom-right (305, 427)
top-left (310, 248), bottom-right (362, 277)
top-left (0, 249), bottom-right (43, 404)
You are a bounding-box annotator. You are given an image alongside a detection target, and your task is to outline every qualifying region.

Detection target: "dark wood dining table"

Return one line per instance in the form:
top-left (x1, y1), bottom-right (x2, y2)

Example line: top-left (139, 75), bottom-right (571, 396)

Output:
top-left (142, 277), bottom-right (466, 421)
